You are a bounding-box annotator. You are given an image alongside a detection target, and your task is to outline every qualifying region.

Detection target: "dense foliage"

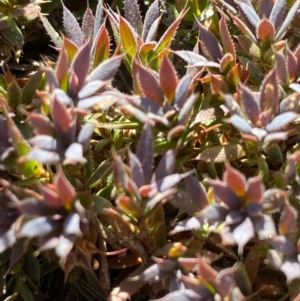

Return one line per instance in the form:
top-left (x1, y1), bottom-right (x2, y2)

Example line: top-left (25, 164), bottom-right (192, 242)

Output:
top-left (2, 0), bottom-right (300, 300)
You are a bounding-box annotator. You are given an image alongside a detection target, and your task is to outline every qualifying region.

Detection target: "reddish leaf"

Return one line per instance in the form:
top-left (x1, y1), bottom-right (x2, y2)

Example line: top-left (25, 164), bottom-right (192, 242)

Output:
top-left (159, 55), bottom-right (178, 102)
top-left (219, 14), bottom-right (236, 61)
top-left (257, 19), bottom-right (275, 41)
top-left (40, 185), bottom-right (62, 208)
top-left (224, 164), bottom-right (246, 197)
top-left (279, 203), bottom-right (298, 236)
top-left (55, 170), bottom-right (76, 210)
top-left (245, 176), bottom-right (263, 202)
top-left (27, 112), bottom-right (53, 136)
top-left (136, 61), bottom-right (164, 105)
top-left (52, 93), bottom-right (72, 132)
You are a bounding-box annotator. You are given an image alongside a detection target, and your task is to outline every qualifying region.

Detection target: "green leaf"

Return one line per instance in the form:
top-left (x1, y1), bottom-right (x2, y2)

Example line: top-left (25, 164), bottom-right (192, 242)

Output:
top-left (21, 70), bottom-right (43, 104)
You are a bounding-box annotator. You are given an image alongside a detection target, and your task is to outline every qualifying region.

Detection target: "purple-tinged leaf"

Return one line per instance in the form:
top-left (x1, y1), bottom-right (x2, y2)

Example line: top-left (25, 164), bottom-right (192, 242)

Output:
top-left (26, 149), bottom-right (60, 164)
top-left (136, 62), bottom-right (164, 105)
top-left (77, 92), bottom-right (119, 110)
top-left (270, 236), bottom-right (295, 256)
top-left (86, 55), bottom-right (123, 82)
top-left (178, 93), bottom-right (198, 126)
top-left (136, 122), bottom-right (153, 184)
top-left (219, 15), bottom-right (236, 61)
top-left (124, 0), bottom-right (143, 35)
top-left (172, 74), bottom-right (192, 109)
top-left (239, 83), bottom-right (260, 125)
top-left (281, 260), bottom-right (300, 282)
top-left (55, 48), bottom-right (69, 89)
top-left (145, 16), bottom-right (161, 43)
top-left (145, 187), bottom-right (176, 210)
top-left (55, 170), bottom-right (76, 210)
top-left (258, 0), bottom-right (274, 19)
top-left (127, 96), bottom-right (162, 115)
top-left (246, 202), bottom-right (263, 217)
top-left (275, 0), bottom-right (300, 41)
top-left (148, 172), bottom-right (191, 199)
top-left (174, 50), bottom-right (210, 65)
top-left (142, 0), bottom-right (159, 41)
top-left (269, 0), bottom-right (285, 30)
top-left (53, 88), bottom-right (71, 106)
top-left (233, 217), bottom-right (255, 253)
top-left (289, 83), bottom-right (300, 93)
top-left (52, 93), bottom-right (72, 134)
top-left (170, 216), bottom-right (201, 234)
top-left (185, 176), bottom-right (208, 210)
top-left (267, 249), bottom-right (282, 269)
top-left (264, 131), bottom-right (288, 143)
top-left (152, 289), bottom-right (201, 301)
top-left (226, 210), bottom-right (244, 225)
top-left (195, 144), bottom-right (245, 162)
top-left (62, 3), bottom-right (83, 47)
top-left (63, 212), bottom-right (81, 236)
top-left (159, 55), bottom-right (178, 102)
top-left (71, 42), bottom-right (91, 89)
top-left (266, 111), bottom-right (298, 132)
top-left (238, 2), bottom-right (260, 29)
top-left (275, 52), bottom-right (288, 85)
top-left (232, 15), bottom-right (257, 43)
top-left (129, 150), bottom-right (145, 188)
top-left (17, 198), bottom-right (48, 215)
top-left (56, 233), bottom-right (76, 265)
top-left (257, 19), bottom-right (275, 41)
top-left (245, 176), bottom-right (263, 202)
top-left (260, 69), bottom-right (278, 112)
top-left (154, 150), bottom-right (176, 182)
top-left (82, 6), bottom-right (95, 42)
top-left (287, 47), bottom-right (298, 81)
top-left (215, 267), bottom-right (236, 298)
top-left (18, 216), bottom-right (60, 238)
top-left (78, 80), bottom-right (106, 99)
top-left (45, 67), bottom-right (60, 91)
top-left (27, 112), bottom-right (53, 136)
top-left (198, 23), bottom-right (223, 62)
top-left (29, 135), bottom-right (59, 151)
top-left (93, 0), bottom-right (103, 42)
top-left (64, 143), bottom-right (86, 165)
top-left (77, 122), bottom-right (95, 150)
top-left (40, 185), bottom-right (62, 208)
top-left (224, 164), bottom-right (246, 197)
top-left (0, 227), bottom-right (16, 253)
top-left (209, 180), bottom-right (241, 209)
top-left (252, 127), bottom-right (267, 141)
top-left (253, 214), bottom-right (276, 239)
top-left (279, 203), bottom-right (298, 236)
top-left (225, 114), bottom-right (253, 134)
